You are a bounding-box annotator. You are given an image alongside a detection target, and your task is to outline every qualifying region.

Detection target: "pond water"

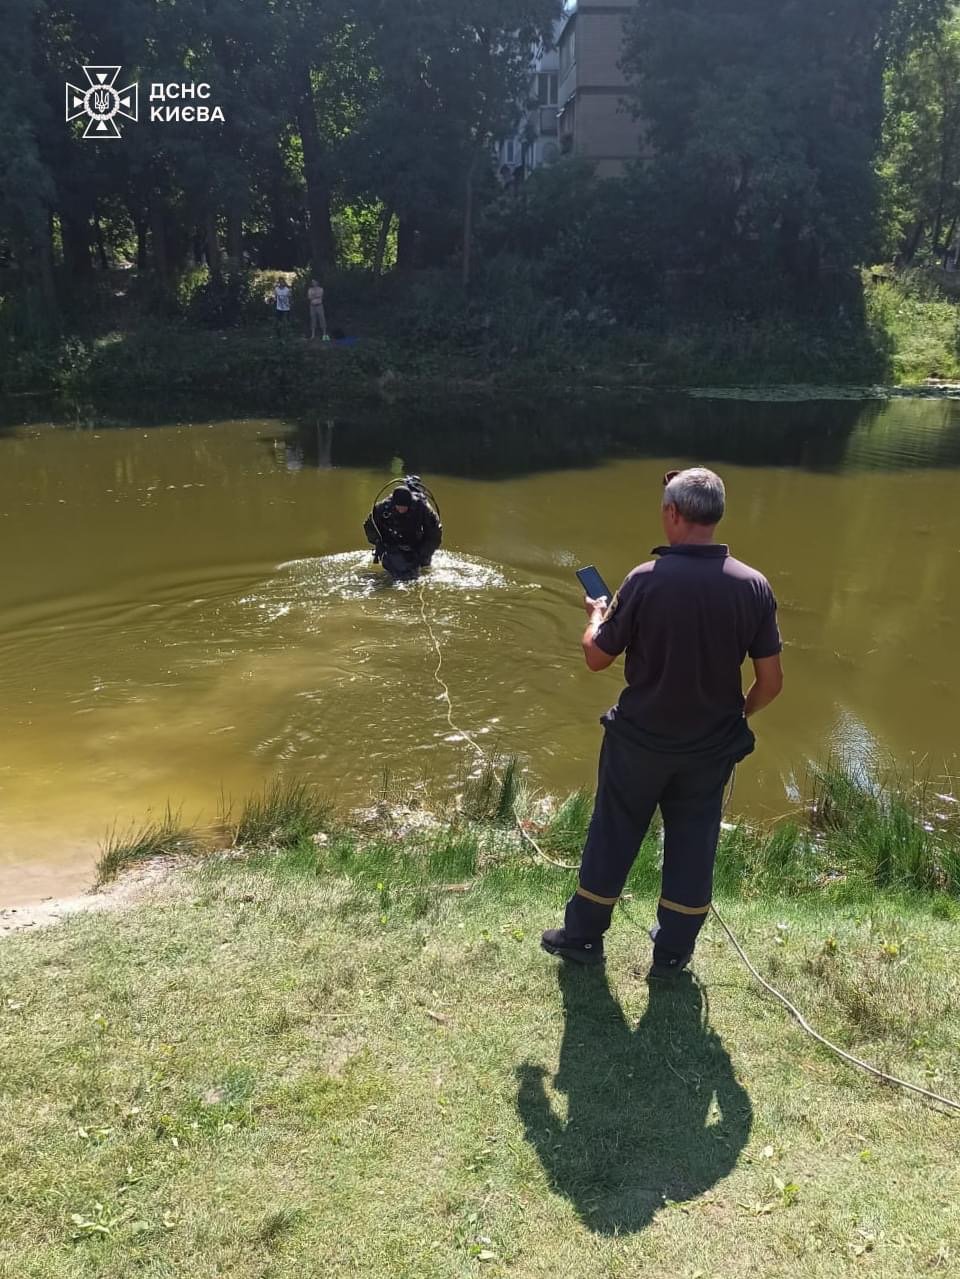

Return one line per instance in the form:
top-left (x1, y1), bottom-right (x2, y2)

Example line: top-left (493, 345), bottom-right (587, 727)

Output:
top-left (2, 391), bottom-right (960, 903)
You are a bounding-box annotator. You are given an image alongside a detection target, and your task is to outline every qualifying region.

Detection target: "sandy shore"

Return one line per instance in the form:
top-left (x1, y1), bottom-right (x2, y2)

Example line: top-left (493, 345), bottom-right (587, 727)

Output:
top-left (0, 858), bottom-right (173, 939)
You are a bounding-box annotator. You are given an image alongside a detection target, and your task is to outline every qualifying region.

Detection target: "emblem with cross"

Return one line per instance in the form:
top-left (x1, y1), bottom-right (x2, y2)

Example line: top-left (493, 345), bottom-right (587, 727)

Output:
top-left (65, 66), bottom-right (138, 139)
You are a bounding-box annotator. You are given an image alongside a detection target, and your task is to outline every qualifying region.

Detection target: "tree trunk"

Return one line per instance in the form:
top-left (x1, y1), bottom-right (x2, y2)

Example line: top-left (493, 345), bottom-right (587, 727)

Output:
top-left (61, 211), bottom-right (93, 279)
top-left (462, 155), bottom-right (478, 290)
top-left (135, 216), bottom-right (148, 270)
top-left (149, 198), bottom-right (170, 290)
top-left (945, 212), bottom-right (960, 256)
top-left (226, 203), bottom-right (243, 265)
top-left (461, 30), bottom-right (494, 292)
top-left (932, 206), bottom-right (945, 255)
top-left (93, 212), bottom-right (109, 270)
top-left (205, 209), bottom-right (222, 280)
top-left (208, 20), bottom-right (245, 270)
top-left (396, 217), bottom-right (416, 271)
top-left (933, 110), bottom-right (955, 254)
top-left (900, 218), bottom-right (925, 265)
top-left (373, 205), bottom-right (394, 278)
top-left (37, 212), bottom-right (59, 323)
top-left (295, 64), bottom-right (335, 273)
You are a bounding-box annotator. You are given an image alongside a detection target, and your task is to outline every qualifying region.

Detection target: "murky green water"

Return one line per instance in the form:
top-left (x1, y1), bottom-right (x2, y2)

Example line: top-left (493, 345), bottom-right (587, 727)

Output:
top-left (2, 392), bottom-right (960, 903)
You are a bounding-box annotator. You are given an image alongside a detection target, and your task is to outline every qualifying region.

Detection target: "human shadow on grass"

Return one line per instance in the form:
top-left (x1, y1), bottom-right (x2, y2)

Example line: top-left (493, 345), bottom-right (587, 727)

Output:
top-left (517, 966), bottom-right (752, 1235)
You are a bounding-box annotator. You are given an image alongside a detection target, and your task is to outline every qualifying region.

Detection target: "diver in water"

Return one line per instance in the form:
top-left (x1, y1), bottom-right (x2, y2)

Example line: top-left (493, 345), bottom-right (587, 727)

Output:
top-left (364, 478), bottom-right (442, 581)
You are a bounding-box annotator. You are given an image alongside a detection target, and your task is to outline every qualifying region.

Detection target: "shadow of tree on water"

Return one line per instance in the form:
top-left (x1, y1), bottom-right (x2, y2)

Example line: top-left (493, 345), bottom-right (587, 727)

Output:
top-left (517, 966), bottom-right (752, 1235)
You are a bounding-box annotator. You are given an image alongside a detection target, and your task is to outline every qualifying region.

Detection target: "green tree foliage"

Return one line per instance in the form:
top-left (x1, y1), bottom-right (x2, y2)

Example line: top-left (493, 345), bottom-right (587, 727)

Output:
top-left (880, 7), bottom-right (960, 262)
top-left (620, 0), bottom-right (950, 297)
top-left (342, 0), bottom-right (560, 283)
top-left (0, 0), bottom-right (560, 317)
top-left (0, 0), bottom-right (58, 328)
top-left (478, 158), bottom-right (657, 319)
top-left (2, 0), bottom-right (959, 345)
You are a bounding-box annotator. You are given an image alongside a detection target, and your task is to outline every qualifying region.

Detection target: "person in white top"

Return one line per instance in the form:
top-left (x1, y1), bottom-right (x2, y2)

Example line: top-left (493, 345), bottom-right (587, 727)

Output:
top-left (274, 278), bottom-right (292, 333)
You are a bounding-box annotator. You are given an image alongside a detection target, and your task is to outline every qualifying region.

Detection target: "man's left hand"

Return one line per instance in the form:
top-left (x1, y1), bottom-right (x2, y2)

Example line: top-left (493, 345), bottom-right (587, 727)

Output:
top-left (584, 594), bottom-right (609, 619)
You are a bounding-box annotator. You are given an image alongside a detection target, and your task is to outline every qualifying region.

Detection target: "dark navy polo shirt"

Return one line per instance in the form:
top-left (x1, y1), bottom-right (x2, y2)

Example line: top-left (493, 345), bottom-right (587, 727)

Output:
top-left (593, 543), bottom-right (782, 757)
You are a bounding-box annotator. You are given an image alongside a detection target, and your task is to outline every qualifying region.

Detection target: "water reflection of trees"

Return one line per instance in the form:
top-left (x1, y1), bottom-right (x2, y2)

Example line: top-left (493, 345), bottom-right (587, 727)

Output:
top-left (280, 396), bottom-right (892, 479)
top-left (7, 392), bottom-right (960, 480)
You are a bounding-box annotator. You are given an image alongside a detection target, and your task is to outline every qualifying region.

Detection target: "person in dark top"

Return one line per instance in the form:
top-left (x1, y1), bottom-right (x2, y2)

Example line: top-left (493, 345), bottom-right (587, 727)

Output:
top-left (364, 482), bottom-right (442, 581)
top-left (542, 467), bottom-right (784, 979)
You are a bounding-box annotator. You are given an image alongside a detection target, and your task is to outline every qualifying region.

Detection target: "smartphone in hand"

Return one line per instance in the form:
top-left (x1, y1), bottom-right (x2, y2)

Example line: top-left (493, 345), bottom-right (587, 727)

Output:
top-left (575, 565), bottom-right (611, 602)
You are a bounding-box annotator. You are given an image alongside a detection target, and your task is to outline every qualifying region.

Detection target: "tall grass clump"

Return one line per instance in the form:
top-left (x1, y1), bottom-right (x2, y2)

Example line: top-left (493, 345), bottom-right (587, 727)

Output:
top-left (541, 790), bottom-right (593, 861)
top-left (714, 820), bottom-right (813, 896)
top-left (460, 756), bottom-right (524, 825)
top-left (96, 806), bottom-right (201, 885)
top-left (426, 829), bottom-right (480, 882)
top-left (230, 777), bottom-right (332, 850)
top-left (809, 757), bottom-right (960, 894)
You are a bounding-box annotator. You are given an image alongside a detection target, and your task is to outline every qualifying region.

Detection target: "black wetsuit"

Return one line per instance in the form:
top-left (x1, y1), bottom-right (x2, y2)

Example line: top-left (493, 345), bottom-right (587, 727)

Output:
top-left (364, 496), bottom-right (442, 580)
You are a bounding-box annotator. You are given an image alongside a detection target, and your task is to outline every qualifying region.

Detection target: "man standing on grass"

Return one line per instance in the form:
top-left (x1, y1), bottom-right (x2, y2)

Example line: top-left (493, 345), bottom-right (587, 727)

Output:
top-left (541, 467), bottom-right (784, 980)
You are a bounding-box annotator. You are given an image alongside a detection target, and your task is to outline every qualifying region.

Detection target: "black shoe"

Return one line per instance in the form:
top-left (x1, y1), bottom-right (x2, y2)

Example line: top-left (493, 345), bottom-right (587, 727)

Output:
top-left (540, 928), bottom-right (605, 966)
top-left (647, 948), bottom-right (693, 981)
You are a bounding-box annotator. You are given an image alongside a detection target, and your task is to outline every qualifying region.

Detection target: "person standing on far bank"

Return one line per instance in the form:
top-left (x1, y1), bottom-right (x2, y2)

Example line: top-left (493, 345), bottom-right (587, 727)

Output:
top-left (542, 467), bottom-right (784, 979)
top-left (308, 278), bottom-right (328, 340)
top-left (274, 277), bottom-right (292, 333)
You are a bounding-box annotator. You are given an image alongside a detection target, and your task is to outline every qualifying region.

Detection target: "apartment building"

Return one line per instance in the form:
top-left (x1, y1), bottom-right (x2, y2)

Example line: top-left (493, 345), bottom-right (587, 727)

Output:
top-left (496, 35), bottom-right (563, 181)
top-left (557, 0), bottom-right (643, 178)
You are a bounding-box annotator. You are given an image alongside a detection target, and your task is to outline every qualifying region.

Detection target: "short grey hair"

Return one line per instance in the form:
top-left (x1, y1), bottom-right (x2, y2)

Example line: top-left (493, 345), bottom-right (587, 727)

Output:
top-left (662, 467), bottom-right (725, 525)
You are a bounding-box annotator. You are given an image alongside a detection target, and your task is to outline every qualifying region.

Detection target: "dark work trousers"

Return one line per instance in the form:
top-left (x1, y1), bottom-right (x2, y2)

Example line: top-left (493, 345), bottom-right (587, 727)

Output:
top-left (564, 730), bottom-right (735, 959)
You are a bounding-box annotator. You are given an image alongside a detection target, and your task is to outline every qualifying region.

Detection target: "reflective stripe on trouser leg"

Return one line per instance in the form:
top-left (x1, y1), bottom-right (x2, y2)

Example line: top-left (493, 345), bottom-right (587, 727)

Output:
top-left (563, 733), bottom-right (662, 942)
top-left (654, 759), bottom-right (732, 958)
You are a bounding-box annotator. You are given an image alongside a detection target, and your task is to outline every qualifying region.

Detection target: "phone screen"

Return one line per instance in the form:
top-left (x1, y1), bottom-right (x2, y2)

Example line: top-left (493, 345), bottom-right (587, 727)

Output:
top-left (576, 565), bottom-right (611, 601)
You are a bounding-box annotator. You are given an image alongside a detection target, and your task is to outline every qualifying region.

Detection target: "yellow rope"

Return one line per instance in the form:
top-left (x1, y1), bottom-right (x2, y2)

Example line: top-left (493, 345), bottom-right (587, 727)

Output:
top-left (707, 772), bottom-right (958, 1115)
top-left (417, 580), bottom-right (579, 871)
top-left (708, 901), bottom-right (960, 1115)
top-left (417, 579), bottom-right (489, 764)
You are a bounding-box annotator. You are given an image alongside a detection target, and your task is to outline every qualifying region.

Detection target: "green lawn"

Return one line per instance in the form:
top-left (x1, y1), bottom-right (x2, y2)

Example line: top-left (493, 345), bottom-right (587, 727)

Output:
top-left (2, 836), bottom-right (959, 1279)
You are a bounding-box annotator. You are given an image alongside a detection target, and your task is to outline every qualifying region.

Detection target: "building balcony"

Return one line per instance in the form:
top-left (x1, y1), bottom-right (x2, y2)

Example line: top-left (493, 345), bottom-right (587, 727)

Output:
top-left (533, 106), bottom-right (558, 136)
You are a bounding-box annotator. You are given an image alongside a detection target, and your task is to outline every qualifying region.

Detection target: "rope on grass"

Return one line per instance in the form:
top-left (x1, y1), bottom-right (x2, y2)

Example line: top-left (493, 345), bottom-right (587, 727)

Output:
top-left (416, 580), bottom-right (960, 1115)
top-left (713, 772), bottom-right (958, 1114)
top-left (708, 901), bottom-right (960, 1115)
top-left (417, 580), bottom-right (579, 872)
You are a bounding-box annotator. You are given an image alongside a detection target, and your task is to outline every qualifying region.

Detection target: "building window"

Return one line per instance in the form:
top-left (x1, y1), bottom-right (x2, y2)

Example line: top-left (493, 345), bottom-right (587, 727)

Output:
top-left (505, 139), bottom-right (515, 164)
top-left (538, 72), bottom-right (558, 106)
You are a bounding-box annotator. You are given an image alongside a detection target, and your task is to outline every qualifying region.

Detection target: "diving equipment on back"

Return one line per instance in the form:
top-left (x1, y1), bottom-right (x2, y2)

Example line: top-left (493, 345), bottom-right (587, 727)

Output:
top-left (364, 475), bottom-right (442, 582)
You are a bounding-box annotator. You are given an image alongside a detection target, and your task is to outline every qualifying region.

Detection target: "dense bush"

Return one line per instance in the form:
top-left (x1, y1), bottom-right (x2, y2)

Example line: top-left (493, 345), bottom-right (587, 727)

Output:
top-left (180, 269), bottom-right (267, 329)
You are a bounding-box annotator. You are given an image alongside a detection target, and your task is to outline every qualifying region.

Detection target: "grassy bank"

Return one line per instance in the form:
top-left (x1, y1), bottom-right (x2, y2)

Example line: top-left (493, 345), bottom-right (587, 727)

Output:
top-left (2, 766), bottom-right (960, 1277)
top-left (94, 760), bottom-right (960, 905)
top-left (5, 268), bottom-right (960, 400)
